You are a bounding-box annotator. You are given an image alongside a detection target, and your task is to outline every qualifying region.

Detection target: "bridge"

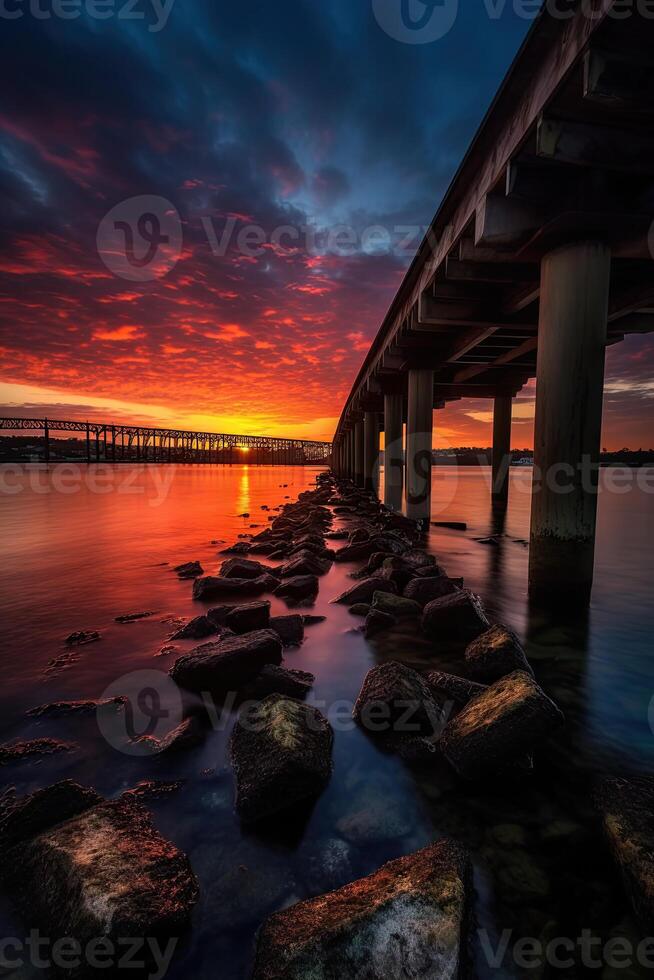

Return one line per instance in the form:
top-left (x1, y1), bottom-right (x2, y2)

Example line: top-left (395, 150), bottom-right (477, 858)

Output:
top-left (332, 3), bottom-right (654, 604)
top-left (0, 417), bottom-right (332, 466)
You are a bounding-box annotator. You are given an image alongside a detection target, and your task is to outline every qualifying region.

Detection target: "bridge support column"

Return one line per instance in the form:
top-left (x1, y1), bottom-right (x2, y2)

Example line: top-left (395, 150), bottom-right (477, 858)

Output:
top-left (354, 421), bottom-right (364, 487)
top-left (406, 368), bottom-right (433, 523)
top-left (364, 411), bottom-right (379, 494)
top-left (383, 393), bottom-right (404, 512)
top-left (492, 395), bottom-right (513, 504)
top-left (529, 241), bottom-right (610, 604)
top-left (348, 430), bottom-right (355, 481)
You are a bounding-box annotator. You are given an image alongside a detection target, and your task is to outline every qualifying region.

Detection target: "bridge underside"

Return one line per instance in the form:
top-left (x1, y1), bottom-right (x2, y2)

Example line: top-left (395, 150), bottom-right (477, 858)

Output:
top-left (333, 5), bottom-right (654, 604)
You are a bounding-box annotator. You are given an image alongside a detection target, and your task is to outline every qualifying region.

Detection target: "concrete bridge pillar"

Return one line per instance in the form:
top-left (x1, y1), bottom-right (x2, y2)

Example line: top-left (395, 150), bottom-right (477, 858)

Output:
top-left (354, 421), bottom-right (365, 487)
top-left (492, 395), bottom-right (513, 504)
top-left (406, 368), bottom-right (433, 523)
top-left (529, 241), bottom-right (611, 604)
top-left (383, 393), bottom-right (404, 512)
top-left (364, 411), bottom-right (379, 494)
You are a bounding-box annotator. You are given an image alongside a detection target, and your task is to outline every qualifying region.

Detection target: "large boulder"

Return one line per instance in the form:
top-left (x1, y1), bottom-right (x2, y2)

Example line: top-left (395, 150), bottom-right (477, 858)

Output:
top-left (246, 665), bottom-right (314, 700)
top-left (440, 671), bottom-right (564, 778)
top-left (365, 609), bottom-right (396, 638)
top-left (279, 554), bottom-right (332, 578)
top-left (333, 577), bottom-right (397, 606)
top-left (171, 615), bottom-right (218, 640)
top-left (274, 575), bottom-right (319, 606)
top-left (353, 662), bottom-right (445, 744)
top-left (403, 576), bottom-right (460, 607)
top-left (193, 573), bottom-right (279, 601)
top-left (270, 614), bottom-right (305, 647)
top-left (252, 839), bottom-right (471, 980)
top-left (464, 624), bottom-right (534, 682)
top-left (219, 557), bottom-right (270, 579)
top-left (371, 591), bottom-right (422, 619)
top-left (3, 794), bottom-right (198, 949)
top-left (225, 600), bottom-right (271, 634)
top-left (170, 630), bottom-right (282, 693)
top-left (0, 780), bottom-right (101, 851)
top-left (421, 590), bottom-right (489, 642)
top-left (426, 671), bottom-right (487, 707)
top-left (594, 776), bottom-right (654, 931)
top-left (230, 695), bottom-right (333, 823)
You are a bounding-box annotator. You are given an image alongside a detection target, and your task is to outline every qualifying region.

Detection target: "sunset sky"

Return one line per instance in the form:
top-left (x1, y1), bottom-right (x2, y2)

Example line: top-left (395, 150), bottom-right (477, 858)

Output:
top-left (1, 1), bottom-right (652, 449)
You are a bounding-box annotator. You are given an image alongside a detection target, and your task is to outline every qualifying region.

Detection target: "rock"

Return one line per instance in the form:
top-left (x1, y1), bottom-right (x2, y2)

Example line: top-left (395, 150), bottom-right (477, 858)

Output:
top-left (246, 665), bottom-right (314, 699)
top-left (353, 662), bottom-right (445, 744)
top-left (403, 575), bottom-right (460, 607)
top-left (0, 780), bottom-right (102, 851)
top-left (221, 541), bottom-right (252, 554)
top-left (349, 603), bottom-right (370, 617)
top-left (171, 614), bottom-right (218, 640)
top-left (336, 791), bottom-right (414, 845)
top-left (371, 592), bottom-right (422, 619)
top-left (303, 615), bottom-right (326, 626)
top-left (270, 614), bottom-right (305, 647)
top-left (425, 671), bottom-right (487, 707)
top-left (365, 609), bottom-right (396, 637)
top-left (421, 590), bottom-right (490, 642)
top-left (170, 629), bottom-right (282, 693)
top-left (0, 738), bottom-right (77, 766)
top-left (464, 624), bottom-right (534, 682)
top-left (206, 604), bottom-right (233, 626)
top-left (230, 695), bottom-right (333, 824)
top-left (26, 697), bottom-right (126, 719)
top-left (333, 577), bottom-right (397, 606)
top-left (122, 780), bottom-right (186, 801)
top-left (497, 850), bottom-right (551, 904)
top-left (274, 575), bottom-right (319, 606)
top-left (4, 796), bottom-right (198, 947)
top-left (431, 521), bottom-right (467, 531)
top-left (225, 600), bottom-right (271, 634)
top-left (115, 611), bottom-right (154, 623)
top-left (279, 554), bottom-right (332, 577)
top-left (219, 557), bottom-right (270, 579)
top-left (440, 671), bottom-right (565, 778)
top-left (155, 715), bottom-right (205, 754)
top-left (300, 837), bottom-right (355, 895)
top-left (477, 536), bottom-right (500, 546)
top-left (252, 839), bottom-right (471, 980)
top-left (594, 775), bottom-right (654, 931)
top-left (402, 549), bottom-right (439, 569)
top-left (64, 630), bottom-right (101, 646)
top-left (174, 561), bottom-right (203, 579)
top-left (193, 573), bottom-right (279, 601)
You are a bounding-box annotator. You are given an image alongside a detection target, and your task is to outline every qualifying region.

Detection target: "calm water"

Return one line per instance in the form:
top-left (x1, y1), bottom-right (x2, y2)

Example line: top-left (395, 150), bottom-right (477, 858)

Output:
top-left (1, 463), bottom-right (653, 978)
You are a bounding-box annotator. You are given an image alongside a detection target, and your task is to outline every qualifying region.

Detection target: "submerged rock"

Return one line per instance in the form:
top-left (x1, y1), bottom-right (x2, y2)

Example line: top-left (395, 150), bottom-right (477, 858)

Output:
top-left (0, 738), bottom-right (77, 766)
top-left (230, 695), bottom-right (333, 824)
top-left (425, 672), bottom-right (487, 707)
top-left (333, 577), bottom-right (396, 606)
top-left (299, 837), bottom-right (355, 895)
top-left (147, 715), bottom-right (205, 755)
top-left (274, 575), bottom-right (319, 606)
top-left (64, 630), bottom-right (101, 646)
top-left (170, 630), bottom-right (282, 693)
top-left (252, 839), bottom-right (471, 980)
top-left (174, 560), bottom-right (203, 579)
top-left (27, 697), bottom-right (126, 719)
top-left (171, 614), bottom-right (218, 640)
top-left (349, 603), bottom-right (371, 617)
top-left (365, 609), bottom-right (396, 638)
top-left (302, 615), bottom-right (326, 627)
top-left (464, 624), bottom-right (534, 682)
top-left (270, 614), bottom-right (305, 647)
top-left (421, 590), bottom-right (489, 642)
top-left (440, 671), bottom-right (564, 778)
top-left (594, 775), bottom-right (654, 931)
top-left (4, 795), bottom-right (199, 948)
top-left (371, 591), bottom-right (422, 619)
top-left (246, 665), bottom-right (314, 700)
top-left (115, 611), bottom-right (154, 623)
top-left (225, 600), bottom-right (271, 634)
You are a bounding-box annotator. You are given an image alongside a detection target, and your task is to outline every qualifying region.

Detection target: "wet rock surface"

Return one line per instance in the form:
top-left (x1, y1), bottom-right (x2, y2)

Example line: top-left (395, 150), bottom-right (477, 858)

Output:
top-left (171, 614), bottom-right (218, 640)
top-left (0, 780), bottom-right (102, 851)
top-left (193, 573), bottom-right (279, 601)
top-left (403, 575), bottom-right (461, 607)
top-left (246, 664), bottom-right (314, 699)
top-left (426, 671), bottom-right (487, 707)
top-left (333, 577), bottom-right (396, 606)
top-left (274, 574), bottom-right (319, 606)
top-left (0, 737), bottom-right (77, 766)
top-left (26, 697), bottom-right (126, 719)
top-left (230, 694), bottom-right (333, 823)
top-left (174, 560), bottom-right (204, 579)
top-left (440, 671), bottom-right (565, 778)
top-left (269, 614), bottom-right (305, 647)
top-left (422, 589), bottom-right (490, 642)
top-left (252, 839), bottom-right (471, 980)
top-left (465, 624), bottom-right (535, 682)
top-left (170, 629), bottom-right (282, 692)
top-left (225, 600), bottom-right (271, 634)
top-left (353, 661), bottom-right (445, 749)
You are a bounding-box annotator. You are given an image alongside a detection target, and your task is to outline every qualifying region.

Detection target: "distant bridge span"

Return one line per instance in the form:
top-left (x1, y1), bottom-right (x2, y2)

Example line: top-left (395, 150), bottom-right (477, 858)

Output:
top-left (332, 2), bottom-right (654, 604)
top-left (0, 417), bottom-right (332, 466)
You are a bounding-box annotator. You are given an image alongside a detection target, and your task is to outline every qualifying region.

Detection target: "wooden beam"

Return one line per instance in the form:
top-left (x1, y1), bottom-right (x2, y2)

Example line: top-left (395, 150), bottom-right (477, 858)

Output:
top-left (537, 115), bottom-right (654, 175)
top-left (475, 194), bottom-right (546, 248)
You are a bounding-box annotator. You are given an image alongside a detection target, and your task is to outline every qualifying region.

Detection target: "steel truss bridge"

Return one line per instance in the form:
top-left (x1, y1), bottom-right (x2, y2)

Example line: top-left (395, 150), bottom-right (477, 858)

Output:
top-left (0, 417), bottom-right (332, 466)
